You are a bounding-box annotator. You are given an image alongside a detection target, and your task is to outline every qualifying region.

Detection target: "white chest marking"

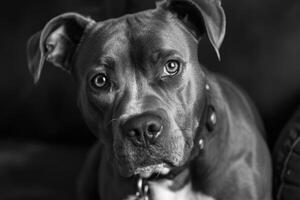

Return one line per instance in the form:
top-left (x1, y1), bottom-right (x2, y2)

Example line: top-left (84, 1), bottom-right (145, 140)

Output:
top-left (149, 181), bottom-right (215, 200)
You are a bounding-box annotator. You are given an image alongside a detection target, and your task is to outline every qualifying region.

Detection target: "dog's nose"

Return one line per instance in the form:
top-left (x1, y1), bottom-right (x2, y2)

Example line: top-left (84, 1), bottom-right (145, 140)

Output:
top-left (121, 114), bottom-right (163, 145)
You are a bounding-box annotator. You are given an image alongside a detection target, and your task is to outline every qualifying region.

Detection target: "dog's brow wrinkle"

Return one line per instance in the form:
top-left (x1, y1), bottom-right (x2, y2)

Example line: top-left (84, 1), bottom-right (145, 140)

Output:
top-left (97, 56), bottom-right (115, 68)
top-left (154, 49), bottom-right (183, 59)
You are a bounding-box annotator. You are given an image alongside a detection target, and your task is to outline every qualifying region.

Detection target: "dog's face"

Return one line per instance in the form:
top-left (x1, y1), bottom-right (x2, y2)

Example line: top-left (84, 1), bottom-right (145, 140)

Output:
top-left (77, 10), bottom-right (206, 177)
top-left (27, 0), bottom-right (225, 178)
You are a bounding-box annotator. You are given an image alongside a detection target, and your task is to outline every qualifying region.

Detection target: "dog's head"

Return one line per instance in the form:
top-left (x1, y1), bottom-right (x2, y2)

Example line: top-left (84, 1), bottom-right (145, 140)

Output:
top-left (27, 0), bottom-right (225, 178)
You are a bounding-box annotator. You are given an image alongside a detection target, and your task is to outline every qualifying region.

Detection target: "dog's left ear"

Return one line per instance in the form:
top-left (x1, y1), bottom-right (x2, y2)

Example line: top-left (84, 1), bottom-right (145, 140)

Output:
top-left (157, 0), bottom-right (226, 59)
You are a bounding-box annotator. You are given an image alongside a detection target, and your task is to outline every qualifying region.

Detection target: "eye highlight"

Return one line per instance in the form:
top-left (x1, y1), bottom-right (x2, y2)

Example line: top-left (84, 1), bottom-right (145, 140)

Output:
top-left (162, 60), bottom-right (181, 77)
top-left (90, 73), bottom-right (110, 90)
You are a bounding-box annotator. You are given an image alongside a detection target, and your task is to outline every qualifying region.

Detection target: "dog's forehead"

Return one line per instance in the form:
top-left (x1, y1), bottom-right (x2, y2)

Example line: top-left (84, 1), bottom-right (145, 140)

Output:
top-left (76, 10), bottom-right (196, 73)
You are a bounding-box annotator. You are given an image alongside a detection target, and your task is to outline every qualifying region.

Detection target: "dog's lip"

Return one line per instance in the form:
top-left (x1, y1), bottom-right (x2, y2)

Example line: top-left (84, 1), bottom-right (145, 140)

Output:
top-left (134, 163), bottom-right (171, 179)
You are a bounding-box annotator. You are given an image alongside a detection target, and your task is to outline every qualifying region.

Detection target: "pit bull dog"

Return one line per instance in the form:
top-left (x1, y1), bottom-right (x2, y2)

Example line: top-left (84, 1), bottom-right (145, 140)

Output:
top-left (26, 0), bottom-right (272, 199)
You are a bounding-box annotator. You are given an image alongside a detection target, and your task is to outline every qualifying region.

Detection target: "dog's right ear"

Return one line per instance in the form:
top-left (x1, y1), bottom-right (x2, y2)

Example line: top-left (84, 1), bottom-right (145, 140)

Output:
top-left (27, 13), bottom-right (95, 83)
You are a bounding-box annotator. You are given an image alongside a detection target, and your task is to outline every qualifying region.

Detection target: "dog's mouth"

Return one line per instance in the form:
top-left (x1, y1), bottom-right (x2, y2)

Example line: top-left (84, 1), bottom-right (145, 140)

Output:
top-left (114, 152), bottom-right (177, 179)
top-left (134, 163), bottom-right (171, 179)
top-left (113, 124), bottom-right (192, 179)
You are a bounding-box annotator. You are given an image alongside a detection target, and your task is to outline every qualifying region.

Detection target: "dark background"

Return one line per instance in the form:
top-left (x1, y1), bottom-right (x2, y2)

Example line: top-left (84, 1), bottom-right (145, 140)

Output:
top-left (0, 0), bottom-right (299, 199)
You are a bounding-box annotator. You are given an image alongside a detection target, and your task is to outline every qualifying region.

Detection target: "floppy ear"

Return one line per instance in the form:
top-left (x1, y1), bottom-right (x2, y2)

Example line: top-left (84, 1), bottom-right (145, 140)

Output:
top-left (157, 0), bottom-right (226, 59)
top-left (26, 13), bottom-right (95, 83)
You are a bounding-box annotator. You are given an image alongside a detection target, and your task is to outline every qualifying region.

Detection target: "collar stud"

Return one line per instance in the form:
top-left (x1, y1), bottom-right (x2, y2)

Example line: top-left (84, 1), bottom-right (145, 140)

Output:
top-left (206, 105), bottom-right (216, 132)
top-left (205, 83), bottom-right (210, 91)
top-left (199, 138), bottom-right (204, 150)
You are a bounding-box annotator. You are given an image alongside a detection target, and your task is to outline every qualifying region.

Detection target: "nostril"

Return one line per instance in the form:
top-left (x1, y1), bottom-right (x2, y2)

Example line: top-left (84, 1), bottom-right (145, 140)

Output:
top-left (127, 129), bottom-right (144, 145)
top-left (146, 122), bottom-right (163, 139)
top-left (147, 123), bottom-right (161, 133)
top-left (128, 129), bottom-right (137, 137)
top-left (128, 129), bottom-right (141, 138)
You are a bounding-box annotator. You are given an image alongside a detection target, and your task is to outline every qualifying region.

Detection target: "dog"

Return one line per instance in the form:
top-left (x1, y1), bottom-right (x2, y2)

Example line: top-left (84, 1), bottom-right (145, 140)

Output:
top-left (26, 0), bottom-right (272, 199)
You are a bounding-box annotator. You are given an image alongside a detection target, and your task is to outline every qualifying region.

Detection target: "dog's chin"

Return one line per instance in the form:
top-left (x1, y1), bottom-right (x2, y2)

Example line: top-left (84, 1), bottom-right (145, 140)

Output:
top-left (117, 163), bottom-right (171, 178)
top-left (134, 163), bottom-right (171, 179)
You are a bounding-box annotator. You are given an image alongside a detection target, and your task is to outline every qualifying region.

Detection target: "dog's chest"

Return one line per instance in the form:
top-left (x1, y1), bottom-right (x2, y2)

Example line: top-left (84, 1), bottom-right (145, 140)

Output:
top-left (149, 181), bottom-right (215, 200)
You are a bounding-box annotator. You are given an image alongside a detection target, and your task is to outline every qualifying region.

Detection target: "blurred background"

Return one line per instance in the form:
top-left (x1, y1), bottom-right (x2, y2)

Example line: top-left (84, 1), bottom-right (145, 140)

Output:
top-left (0, 0), bottom-right (299, 199)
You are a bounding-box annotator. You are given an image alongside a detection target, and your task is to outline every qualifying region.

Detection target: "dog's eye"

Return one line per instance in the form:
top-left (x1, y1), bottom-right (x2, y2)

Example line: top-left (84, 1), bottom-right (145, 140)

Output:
top-left (163, 60), bottom-right (181, 77)
top-left (90, 73), bottom-right (109, 90)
